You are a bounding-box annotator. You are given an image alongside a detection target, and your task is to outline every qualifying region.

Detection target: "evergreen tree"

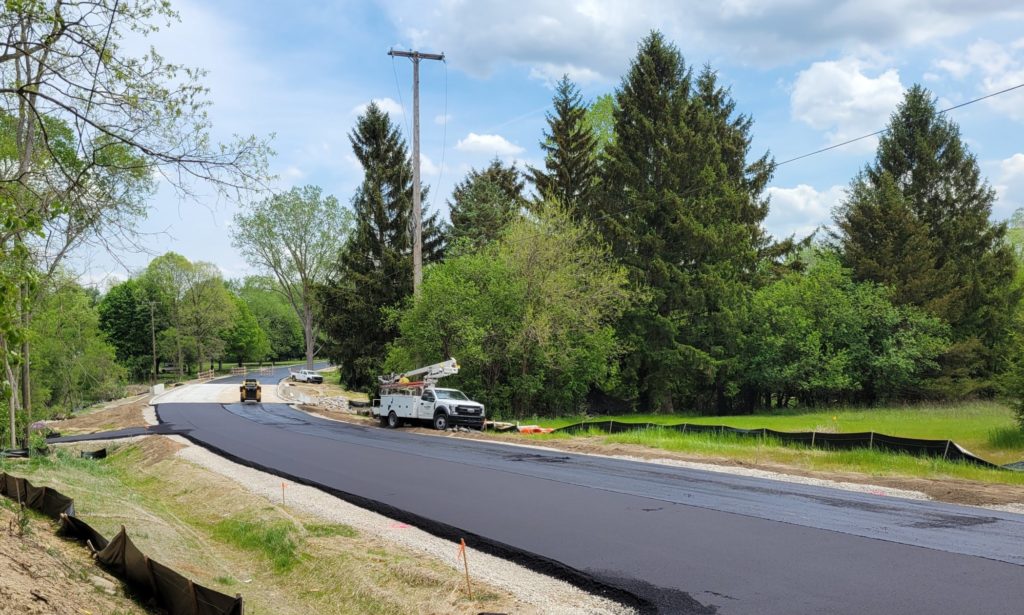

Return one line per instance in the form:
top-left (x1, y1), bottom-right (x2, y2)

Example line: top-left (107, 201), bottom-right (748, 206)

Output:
top-left (528, 76), bottom-right (600, 216)
top-left (595, 32), bottom-right (775, 413)
top-left (835, 85), bottom-right (1018, 388)
top-left (835, 171), bottom-right (941, 307)
top-left (449, 159), bottom-right (526, 249)
top-left (318, 103), bottom-right (445, 390)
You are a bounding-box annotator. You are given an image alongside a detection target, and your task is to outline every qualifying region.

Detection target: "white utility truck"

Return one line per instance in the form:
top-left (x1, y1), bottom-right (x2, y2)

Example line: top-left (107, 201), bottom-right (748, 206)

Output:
top-left (373, 359), bottom-right (486, 430)
top-left (291, 369), bottom-right (323, 384)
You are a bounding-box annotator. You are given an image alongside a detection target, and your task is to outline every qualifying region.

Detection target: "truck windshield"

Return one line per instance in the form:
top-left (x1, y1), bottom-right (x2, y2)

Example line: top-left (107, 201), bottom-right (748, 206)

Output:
top-left (435, 390), bottom-right (468, 400)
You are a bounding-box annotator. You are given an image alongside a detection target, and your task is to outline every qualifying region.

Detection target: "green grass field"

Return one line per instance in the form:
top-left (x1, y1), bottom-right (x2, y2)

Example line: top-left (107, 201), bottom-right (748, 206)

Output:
top-left (519, 401), bottom-right (1024, 483)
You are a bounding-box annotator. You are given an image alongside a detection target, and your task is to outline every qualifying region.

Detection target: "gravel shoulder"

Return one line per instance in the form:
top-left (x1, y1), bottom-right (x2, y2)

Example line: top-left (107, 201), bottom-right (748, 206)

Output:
top-left (76, 383), bottom-right (633, 614)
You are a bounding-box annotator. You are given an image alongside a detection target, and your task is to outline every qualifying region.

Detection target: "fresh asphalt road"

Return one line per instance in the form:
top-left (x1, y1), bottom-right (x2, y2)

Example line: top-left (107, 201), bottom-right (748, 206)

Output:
top-left (156, 402), bottom-right (1024, 614)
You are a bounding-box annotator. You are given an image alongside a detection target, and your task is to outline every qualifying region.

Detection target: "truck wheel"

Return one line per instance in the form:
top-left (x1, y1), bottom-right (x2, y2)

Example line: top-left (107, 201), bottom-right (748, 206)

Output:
top-left (433, 412), bottom-right (449, 431)
top-left (387, 411), bottom-right (400, 429)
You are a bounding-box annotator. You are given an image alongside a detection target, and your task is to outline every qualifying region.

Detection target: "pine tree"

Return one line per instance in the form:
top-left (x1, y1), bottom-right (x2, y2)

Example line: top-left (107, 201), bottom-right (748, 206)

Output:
top-left (835, 171), bottom-right (941, 307)
top-left (528, 76), bottom-right (599, 216)
top-left (596, 33), bottom-right (775, 413)
top-left (836, 85), bottom-right (1019, 387)
top-left (448, 159), bottom-right (526, 249)
top-left (319, 103), bottom-right (445, 389)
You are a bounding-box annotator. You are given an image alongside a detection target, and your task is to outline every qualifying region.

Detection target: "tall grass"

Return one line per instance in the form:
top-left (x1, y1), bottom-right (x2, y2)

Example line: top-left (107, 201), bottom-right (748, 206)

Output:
top-left (212, 517), bottom-right (299, 573)
top-left (525, 401), bottom-right (1024, 464)
top-left (594, 426), bottom-right (1024, 484)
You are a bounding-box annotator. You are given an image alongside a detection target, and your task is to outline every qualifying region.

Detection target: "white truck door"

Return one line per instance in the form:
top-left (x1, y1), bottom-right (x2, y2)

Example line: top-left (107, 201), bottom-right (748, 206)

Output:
top-left (418, 390), bottom-right (436, 420)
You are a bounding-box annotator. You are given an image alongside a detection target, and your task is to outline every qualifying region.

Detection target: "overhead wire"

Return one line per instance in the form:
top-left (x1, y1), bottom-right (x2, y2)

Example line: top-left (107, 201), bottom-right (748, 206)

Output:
top-left (777, 81), bottom-right (1024, 166)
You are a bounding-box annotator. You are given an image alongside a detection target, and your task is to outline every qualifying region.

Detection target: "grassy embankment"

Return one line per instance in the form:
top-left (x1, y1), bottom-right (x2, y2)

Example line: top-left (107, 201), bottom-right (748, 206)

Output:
top-left (518, 401), bottom-right (1024, 485)
top-left (1, 440), bottom-right (509, 615)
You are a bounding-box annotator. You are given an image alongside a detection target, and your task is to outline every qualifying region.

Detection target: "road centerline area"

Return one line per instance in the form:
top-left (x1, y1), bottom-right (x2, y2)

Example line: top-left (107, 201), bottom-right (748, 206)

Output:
top-left (157, 401), bottom-right (1024, 615)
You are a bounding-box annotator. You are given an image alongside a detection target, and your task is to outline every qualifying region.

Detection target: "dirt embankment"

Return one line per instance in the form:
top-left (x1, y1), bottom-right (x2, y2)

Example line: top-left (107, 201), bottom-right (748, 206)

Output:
top-left (0, 506), bottom-right (146, 614)
top-left (46, 395), bottom-right (151, 434)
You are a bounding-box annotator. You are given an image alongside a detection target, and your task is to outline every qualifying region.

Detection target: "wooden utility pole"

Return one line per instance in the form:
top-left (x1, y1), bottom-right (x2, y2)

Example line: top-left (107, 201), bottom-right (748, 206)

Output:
top-left (387, 48), bottom-right (445, 296)
top-left (150, 302), bottom-right (157, 385)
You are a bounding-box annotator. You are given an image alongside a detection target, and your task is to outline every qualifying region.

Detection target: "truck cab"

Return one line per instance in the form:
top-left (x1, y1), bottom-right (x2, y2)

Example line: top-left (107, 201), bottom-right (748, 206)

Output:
top-left (419, 387), bottom-right (485, 430)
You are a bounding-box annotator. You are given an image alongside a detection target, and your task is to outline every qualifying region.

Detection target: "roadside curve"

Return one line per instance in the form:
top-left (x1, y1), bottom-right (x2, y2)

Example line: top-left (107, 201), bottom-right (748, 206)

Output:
top-left (156, 401), bottom-right (1024, 614)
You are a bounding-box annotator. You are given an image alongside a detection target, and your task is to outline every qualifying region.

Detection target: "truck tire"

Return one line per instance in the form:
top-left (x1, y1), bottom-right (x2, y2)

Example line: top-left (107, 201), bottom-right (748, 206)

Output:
top-left (433, 411), bottom-right (449, 431)
top-left (387, 411), bottom-right (400, 429)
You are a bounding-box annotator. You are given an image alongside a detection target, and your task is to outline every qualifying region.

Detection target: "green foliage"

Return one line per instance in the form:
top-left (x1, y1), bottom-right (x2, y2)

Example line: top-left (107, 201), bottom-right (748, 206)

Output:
top-left (835, 85), bottom-right (1019, 393)
top-left (233, 185), bottom-right (352, 367)
top-left (98, 279), bottom-right (154, 379)
top-left (449, 159), bottom-right (526, 250)
top-left (140, 253), bottom-right (235, 372)
top-left (30, 277), bottom-right (126, 413)
top-left (584, 93), bottom-right (616, 156)
top-left (386, 205), bottom-right (631, 418)
top-left (741, 254), bottom-right (949, 406)
top-left (594, 32), bottom-right (779, 413)
top-left (235, 276), bottom-right (305, 362)
top-left (529, 76), bottom-right (600, 216)
top-left (319, 102), bottom-right (446, 391)
top-left (221, 293), bottom-right (270, 365)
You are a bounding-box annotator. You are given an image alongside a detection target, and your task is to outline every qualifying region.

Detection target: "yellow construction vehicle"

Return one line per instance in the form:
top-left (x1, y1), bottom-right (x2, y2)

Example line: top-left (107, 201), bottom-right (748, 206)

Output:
top-left (240, 378), bottom-right (262, 403)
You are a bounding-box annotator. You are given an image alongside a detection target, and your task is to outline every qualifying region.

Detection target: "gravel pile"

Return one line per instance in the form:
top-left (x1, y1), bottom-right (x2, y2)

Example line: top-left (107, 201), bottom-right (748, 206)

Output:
top-left (317, 396), bottom-right (350, 413)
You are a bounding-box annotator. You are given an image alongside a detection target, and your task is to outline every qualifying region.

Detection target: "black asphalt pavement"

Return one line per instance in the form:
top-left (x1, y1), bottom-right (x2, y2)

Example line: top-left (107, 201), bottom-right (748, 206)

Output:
top-left (156, 402), bottom-right (1024, 614)
top-left (205, 361), bottom-right (330, 385)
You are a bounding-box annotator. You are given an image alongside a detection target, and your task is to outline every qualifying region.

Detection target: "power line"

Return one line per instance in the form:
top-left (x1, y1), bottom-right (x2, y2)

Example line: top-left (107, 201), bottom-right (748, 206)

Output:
top-left (427, 58), bottom-right (449, 214)
top-left (777, 81), bottom-right (1024, 166)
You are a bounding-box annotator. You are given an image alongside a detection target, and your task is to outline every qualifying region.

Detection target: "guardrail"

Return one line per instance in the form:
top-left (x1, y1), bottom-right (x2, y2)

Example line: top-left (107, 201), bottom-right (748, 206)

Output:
top-left (257, 366), bottom-right (273, 376)
top-left (196, 369), bottom-right (215, 381)
top-left (229, 366), bottom-right (247, 375)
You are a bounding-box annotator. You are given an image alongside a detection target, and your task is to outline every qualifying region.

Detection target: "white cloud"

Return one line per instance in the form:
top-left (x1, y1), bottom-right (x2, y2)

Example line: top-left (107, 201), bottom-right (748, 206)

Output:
top-left (434, 114), bottom-right (453, 125)
top-left (993, 153), bottom-right (1024, 219)
top-left (419, 153), bottom-right (444, 178)
top-left (937, 39), bottom-right (1024, 120)
top-left (281, 165), bottom-right (305, 180)
top-left (381, 1), bottom-right (1023, 80)
top-left (765, 184), bottom-right (847, 239)
top-left (351, 97), bottom-right (404, 117)
top-left (455, 133), bottom-right (524, 156)
top-left (791, 57), bottom-right (905, 149)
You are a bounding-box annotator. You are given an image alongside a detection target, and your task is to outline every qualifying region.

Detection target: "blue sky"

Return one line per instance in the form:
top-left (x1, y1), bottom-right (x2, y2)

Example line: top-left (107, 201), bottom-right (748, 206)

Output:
top-left (82, 0), bottom-right (1024, 285)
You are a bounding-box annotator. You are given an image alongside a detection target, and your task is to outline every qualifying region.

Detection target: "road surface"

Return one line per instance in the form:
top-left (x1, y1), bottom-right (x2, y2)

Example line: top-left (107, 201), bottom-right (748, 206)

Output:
top-left (156, 401), bottom-right (1024, 614)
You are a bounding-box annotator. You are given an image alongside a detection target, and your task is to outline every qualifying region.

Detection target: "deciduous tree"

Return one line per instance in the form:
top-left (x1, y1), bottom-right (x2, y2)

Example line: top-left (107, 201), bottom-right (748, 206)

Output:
top-left (233, 185), bottom-right (351, 369)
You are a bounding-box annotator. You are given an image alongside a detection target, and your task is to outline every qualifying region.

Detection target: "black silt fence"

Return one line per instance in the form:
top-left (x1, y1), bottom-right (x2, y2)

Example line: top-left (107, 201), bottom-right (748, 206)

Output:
top-left (0, 472), bottom-right (243, 615)
top-left (557, 421), bottom-right (1012, 470)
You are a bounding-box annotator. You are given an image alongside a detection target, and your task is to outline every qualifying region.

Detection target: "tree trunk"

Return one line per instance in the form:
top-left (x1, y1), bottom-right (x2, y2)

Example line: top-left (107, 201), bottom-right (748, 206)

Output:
top-left (1, 335), bottom-right (21, 449)
top-left (304, 302), bottom-right (314, 370)
top-left (20, 285), bottom-right (31, 443)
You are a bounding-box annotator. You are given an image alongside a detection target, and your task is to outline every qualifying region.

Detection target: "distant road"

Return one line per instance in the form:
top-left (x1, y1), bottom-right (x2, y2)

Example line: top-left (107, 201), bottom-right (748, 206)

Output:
top-left (206, 361), bottom-right (331, 385)
top-left (156, 401), bottom-right (1024, 614)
